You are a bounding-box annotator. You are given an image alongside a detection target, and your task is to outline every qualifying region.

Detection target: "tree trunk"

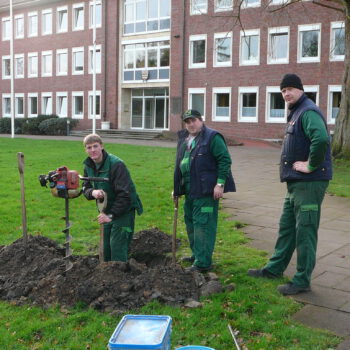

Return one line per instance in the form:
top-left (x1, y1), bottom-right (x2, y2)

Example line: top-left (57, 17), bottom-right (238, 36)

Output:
top-left (332, 1), bottom-right (350, 159)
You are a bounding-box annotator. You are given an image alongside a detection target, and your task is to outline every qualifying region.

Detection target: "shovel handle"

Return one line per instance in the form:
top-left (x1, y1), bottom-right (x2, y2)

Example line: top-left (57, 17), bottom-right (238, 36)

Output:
top-left (172, 196), bottom-right (179, 264)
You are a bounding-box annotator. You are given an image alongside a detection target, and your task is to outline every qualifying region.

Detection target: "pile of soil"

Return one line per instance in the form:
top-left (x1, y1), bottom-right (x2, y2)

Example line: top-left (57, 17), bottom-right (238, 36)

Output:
top-left (0, 228), bottom-right (221, 313)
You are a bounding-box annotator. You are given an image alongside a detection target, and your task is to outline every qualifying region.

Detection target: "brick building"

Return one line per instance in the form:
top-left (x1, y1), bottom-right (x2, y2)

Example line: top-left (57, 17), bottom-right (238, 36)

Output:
top-left (0, 0), bottom-right (345, 139)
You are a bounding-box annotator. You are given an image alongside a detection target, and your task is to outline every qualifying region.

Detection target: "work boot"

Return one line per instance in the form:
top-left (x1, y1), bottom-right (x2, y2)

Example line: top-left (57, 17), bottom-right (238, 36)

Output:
top-left (187, 264), bottom-right (212, 273)
top-left (248, 268), bottom-right (280, 279)
top-left (277, 282), bottom-right (311, 295)
top-left (181, 256), bottom-right (195, 263)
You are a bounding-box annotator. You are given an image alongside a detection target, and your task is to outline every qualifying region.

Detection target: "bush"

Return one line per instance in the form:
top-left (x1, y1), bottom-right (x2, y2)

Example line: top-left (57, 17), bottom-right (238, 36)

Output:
top-left (0, 117), bottom-right (26, 134)
top-left (22, 115), bottom-right (58, 135)
top-left (38, 118), bottom-right (79, 135)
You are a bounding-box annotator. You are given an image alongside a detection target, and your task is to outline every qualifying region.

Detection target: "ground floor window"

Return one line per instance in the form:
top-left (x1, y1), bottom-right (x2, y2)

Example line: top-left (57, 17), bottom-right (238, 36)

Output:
top-left (328, 85), bottom-right (341, 124)
top-left (266, 87), bottom-right (286, 123)
top-left (131, 88), bottom-right (169, 129)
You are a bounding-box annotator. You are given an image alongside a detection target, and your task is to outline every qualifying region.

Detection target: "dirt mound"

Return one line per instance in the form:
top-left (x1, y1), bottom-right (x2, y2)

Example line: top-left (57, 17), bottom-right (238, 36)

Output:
top-left (0, 229), bottom-right (218, 313)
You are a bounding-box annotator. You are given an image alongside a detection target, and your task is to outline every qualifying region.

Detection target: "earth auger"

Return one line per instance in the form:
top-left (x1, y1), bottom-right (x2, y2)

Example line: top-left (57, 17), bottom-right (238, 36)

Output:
top-left (39, 166), bottom-right (108, 271)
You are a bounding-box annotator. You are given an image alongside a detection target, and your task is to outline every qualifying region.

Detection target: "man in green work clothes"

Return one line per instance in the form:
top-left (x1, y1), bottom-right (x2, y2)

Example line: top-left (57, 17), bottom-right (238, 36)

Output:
top-left (82, 134), bottom-right (143, 262)
top-left (173, 109), bottom-right (236, 272)
top-left (248, 74), bottom-right (332, 295)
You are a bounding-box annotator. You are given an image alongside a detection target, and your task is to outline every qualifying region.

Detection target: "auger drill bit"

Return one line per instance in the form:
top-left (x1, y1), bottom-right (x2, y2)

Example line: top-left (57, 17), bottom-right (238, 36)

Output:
top-left (63, 196), bottom-right (73, 271)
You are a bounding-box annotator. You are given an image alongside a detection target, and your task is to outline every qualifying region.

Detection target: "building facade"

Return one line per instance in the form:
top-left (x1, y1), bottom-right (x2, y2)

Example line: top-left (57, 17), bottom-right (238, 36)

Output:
top-left (0, 0), bottom-right (345, 139)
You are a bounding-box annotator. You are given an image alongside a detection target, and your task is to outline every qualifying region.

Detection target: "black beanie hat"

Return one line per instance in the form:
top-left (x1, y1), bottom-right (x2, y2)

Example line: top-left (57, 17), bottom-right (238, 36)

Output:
top-left (280, 74), bottom-right (304, 91)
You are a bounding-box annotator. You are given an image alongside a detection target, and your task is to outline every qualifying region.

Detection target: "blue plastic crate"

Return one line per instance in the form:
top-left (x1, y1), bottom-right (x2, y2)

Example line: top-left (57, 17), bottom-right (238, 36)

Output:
top-left (108, 315), bottom-right (172, 350)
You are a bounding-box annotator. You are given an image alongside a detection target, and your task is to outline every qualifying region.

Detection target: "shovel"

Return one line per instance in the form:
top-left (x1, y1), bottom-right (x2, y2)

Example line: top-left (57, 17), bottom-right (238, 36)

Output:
top-left (17, 152), bottom-right (28, 245)
top-left (97, 191), bottom-right (107, 262)
top-left (172, 196), bottom-right (179, 264)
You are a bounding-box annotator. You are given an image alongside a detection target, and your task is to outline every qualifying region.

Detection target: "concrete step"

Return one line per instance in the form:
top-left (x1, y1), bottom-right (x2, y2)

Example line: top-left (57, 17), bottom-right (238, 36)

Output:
top-left (69, 129), bottom-right (162, 140)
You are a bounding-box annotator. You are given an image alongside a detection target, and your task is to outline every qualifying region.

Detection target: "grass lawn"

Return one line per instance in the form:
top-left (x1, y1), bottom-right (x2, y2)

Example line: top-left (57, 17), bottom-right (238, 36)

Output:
top-left (328, 158), bottom-right (350, 198)
top-left (0, 137), bottom-right (342, 350)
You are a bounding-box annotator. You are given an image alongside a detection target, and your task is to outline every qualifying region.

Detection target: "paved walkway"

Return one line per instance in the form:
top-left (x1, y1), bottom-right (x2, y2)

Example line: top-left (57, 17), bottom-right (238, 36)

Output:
top-left (223, 141), bottom-right (350, 349)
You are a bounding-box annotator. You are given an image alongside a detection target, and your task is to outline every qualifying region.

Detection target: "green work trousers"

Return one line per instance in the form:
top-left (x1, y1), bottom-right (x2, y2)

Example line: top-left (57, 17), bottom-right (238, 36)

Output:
top-left (103, 210), bottom-right (135, 262)
top-left (184, 196), bottom-right (219, 268)
top-left (265, 181), bottom-right (329, 287)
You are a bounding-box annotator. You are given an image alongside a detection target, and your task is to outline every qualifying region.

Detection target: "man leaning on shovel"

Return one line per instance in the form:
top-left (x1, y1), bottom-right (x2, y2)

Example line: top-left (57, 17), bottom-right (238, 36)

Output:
top-left (82, 134), bottom-right (143, 262)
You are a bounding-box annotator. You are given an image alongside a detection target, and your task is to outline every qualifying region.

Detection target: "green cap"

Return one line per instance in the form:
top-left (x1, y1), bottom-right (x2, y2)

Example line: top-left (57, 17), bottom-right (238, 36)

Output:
top-left (183, 109), bottom-right (202, 121)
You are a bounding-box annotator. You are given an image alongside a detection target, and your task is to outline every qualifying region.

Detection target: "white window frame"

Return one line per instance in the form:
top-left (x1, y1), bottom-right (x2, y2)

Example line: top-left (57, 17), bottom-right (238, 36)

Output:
top-left (15, 14), bottom-right (24, 39)
top-left (2, 93), bottom-right (11, 117)
top-left (241, 0), bottom-right (261, 9)
top-left (73, 3), bottom-right (85, 31)
top-left (213, 32), bottom-right (232, 67)
top-left (269, 0), bottom-right (290, 5)
top-left (212, 87), bottom-right (231, 122)
top-left (190, 0), bottom-right (208, 15)
top-left (267, 26), bottom-right (289, 64)
top-left (72, 91), bottom-right (84, 119)
top-left (56, 92), bottom-right (68, 118)
top-left (15, 54), bottom-right (25, 78)
top-left (72, 47), bottom-right (84, 75)
top-left (28, 52), bottom-right (38, 78)
top-left (189, 34), bottom-right (207, 69)
top-left (266, 86), bottom-right (287, 123)
top-left (42, 50), bottom-right (53, 77)
top-left (57, 6), bottom-right (68, 33)
top-left (28, 12), bottom-right (38, 37)
top-left (327, 85), bottom-right (341, 124)
top-left (42, 9), bottom-right (53, 35)
top-left (56, 49), bottom-right (68, 76)
top-left (304, 85), bottom-right (319, 106)
top-left (15, 93), bottom-right (24, 118)
top-left (89, 0), bottom-right (102, 29)
top-left (2, 55), bottom-right (11, 79)
top-left (330, 21), bottom-right (345, 61)
top-left (298, 23), bottom-right (321, 63)
top-left (28, 93), bottom-right (38, 118)
top-left (215, 0), bottom-right (233, 12)
top-left (42, 92), bottom-right (53, 115)
top-left (238, 86), bottom-right (259, 123)
top-left (188, 88), bottom-right (206, 120)
top-left (2, 17), bottom-right (10, 41)
top-left (88, 90), bottom-right (101, 119)
top-left (89, 45), bottom-right (102, 74)
top-left (240, 29), bottom-right (260, 66)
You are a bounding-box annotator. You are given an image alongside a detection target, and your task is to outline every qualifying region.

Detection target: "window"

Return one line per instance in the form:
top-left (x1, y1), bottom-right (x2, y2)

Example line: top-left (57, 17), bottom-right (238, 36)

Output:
top-left (2, 94), bottom-right (11, 116)
top-left (304, 85), bottom-right (319, 105)
top-left (240, 29), bottom-right (260, 65)
top-left (42, 93), bottom-right (52, 115)
top-left (188, 88), bottom-right (206, 119)
top-left (56, 92), bottom-right (68, 117)
top-left (2, 56), bottom-right (11, 79)
top-left (328, 85), bottom-right (341, 124)
top-left (215, 0), bottom-right (233, 12)
top-left (2, 17), bottom-right (10, 41)
top-left (90, 0), bottom-right (102, 28)
top-left (268, 27), bottom-right (289, 64)
top-left (298, 24), bottom-right (321, 63)
top-left (42, 9), bottom-right (53, 35)
top-left (28, 52), bottom-right (38, 78)
top-left (15, 94), bottom-right (24, 118)
top-left (57, 6), bottom-right (68, 33)
top-left (15, 15), bottom-right (24, 39)
top-left (28, 12), bottom-right (38, 37)
top-left (266, 87), bottom-right (286, 123)
top-left (89, 45), bottom-right (101, 73)
top-left (73, 3), bottom-right (85, 31)
top-left (72, 92), bottom-right (84, 118)
top-left (88, 91), bottom-right (101, 119)
top-left (28, 93), bottom-right (38, 117)
top-left (123, 0), bottom-right (170, 35)
top-left (242, 0), bottom-right (260, 8)
top-left (15, 54), bottom-right (24, 78)
top-left (214, 32), bottom-right (232, 67)
top-left (191, 0), bottom-right (207, 15)
top-left (212, 88), bottom-right (231, 122)
top-left (72, 47), bottom-right (84, 74)
top-left (189, 34), bottom-right (206, 68)
top-left (269, 0), bottom-right (290, 5)
top-left (42, 51), bottom-right (53, 76)
top-left (56, 49), bottom-right (68, 76)
top-left (238, 87), bottom-right (259, 122)
top-left (330, 22), bottom-right (345, 61)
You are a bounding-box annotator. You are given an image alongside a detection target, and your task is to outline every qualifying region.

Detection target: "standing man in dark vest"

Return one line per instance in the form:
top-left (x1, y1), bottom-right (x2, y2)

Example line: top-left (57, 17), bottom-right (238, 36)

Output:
top-left (248, 74), bottom-right (332, 295)
top-left (173, 109), bottom-right (236, 272)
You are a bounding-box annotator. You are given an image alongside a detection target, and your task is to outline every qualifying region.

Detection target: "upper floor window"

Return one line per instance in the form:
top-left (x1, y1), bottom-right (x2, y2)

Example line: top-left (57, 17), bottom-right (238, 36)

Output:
top-left (2, 56), bottom-right (11, 79)
top-left (124, 0), bottom-right (170, 35)
top-left (15, 15), bottom-right (24, 39)
top-left (42, 9), bottom-right (53, 35)
top-left (238, 87), bottom-right (259, 122)
top-left (2, 17), bottom-right (10, 41)
top-left (189, 34), bottom-right (206, 68)
top-left (15, 54), bottom-right (24, 78)
top-left (90, 0), bottom-right (102, 28)
top-left (266, 86), bottom-right (286, 123)
top-left (56, 49), bottom-right (68, 76)
top-left (328, 85), bottom-right (341, 124)
top-left (89, 45), bottom-right (102, 74)
top-left (28, 12), bottom-right (38, 37)
top-left (298, 24), bottom-right (321, 63)
top-left (240, 29), bottom-right (260, 66)
top-left (73, 47), bottom-right (84, 74)
top-left (28, 52), bottom-right (38, 78)
top-left (269, 0), bottom-right (290, 5)
top-left (42, 51), bottom-right (53, 77)
top-left (330, 22), bottom-right (345, 61)
top-left (57, 6), bottom-right (68, 33)
top-left (267, 27), bottom-right (289, 64)
top-left (188, 88), bottom-right (206, 119)
top-left (242, 0), bottom-right (260, 8)
top-left (73, 3), bottom-right (85, 31)
top-left (214, 32), bottom-right (232, 67)
top-left (191, 0), bottom-right (207, 15)
top-left (215, 0), bottom-right (233, 12)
